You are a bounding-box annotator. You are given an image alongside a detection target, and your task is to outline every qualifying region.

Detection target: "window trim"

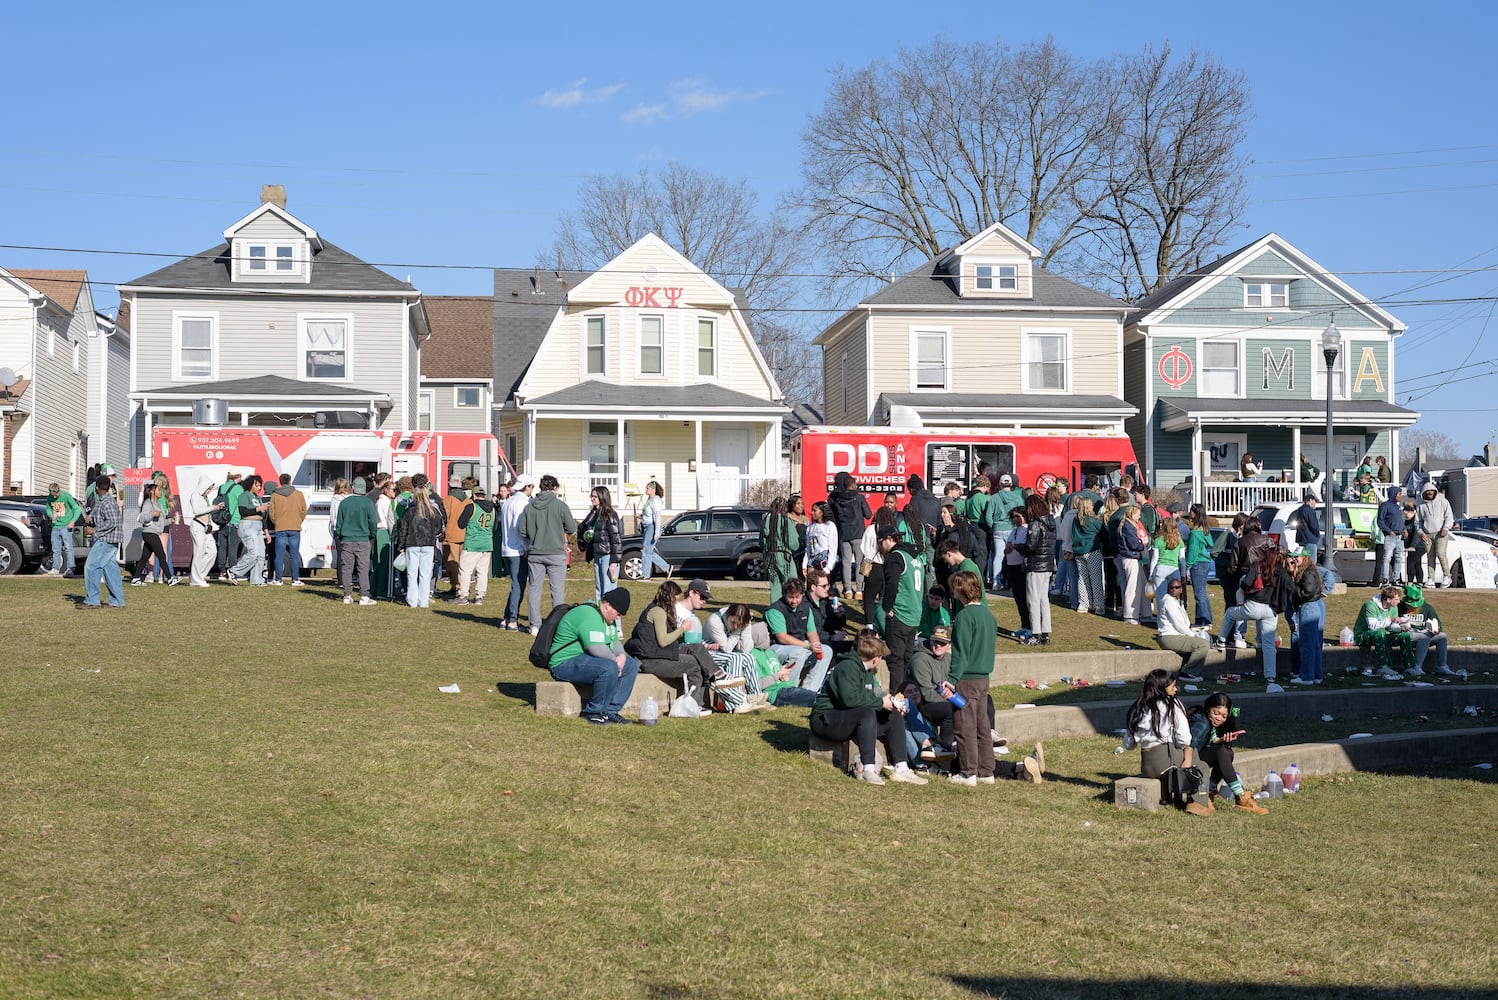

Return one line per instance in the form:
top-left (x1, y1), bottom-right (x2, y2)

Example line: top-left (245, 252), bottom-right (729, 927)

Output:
top-left (1022, 328), bottom-right (1072, 394)
top-left (968, 256), bottom-right (1027, 296)
top-left (297, 312), bottom-right (354, 382)
top-left (909, 326), bottom-right (951, 392)
top-left (173, 310), bottom-right (220, 381)
top-left (1244, 280), bottom-right (1290, 310)
top-left (840, 348), bottom-right (851, 418)
top-left (453, 385), bottom-right (481, 408)
top-left (583, 314), bottom-right (607, 377)
top-left (638, 314), bottom-right (666, 377)
top-left (417, 389), bottom-right (435, 431)
top-left (1311, 339), bottom-right (1352, 401)
top-left (975, 262), bottom-right (1019, 292)
top-left (236, 239), bottom-right (305, 280)
top-left (1198, 339), bottom-right (1242, 399)
top-left (696, 317), bottom-right (717, 378)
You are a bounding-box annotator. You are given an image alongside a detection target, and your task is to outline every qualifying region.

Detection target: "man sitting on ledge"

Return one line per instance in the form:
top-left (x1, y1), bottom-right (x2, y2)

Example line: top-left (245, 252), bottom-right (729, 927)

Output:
top-left (547, 587), bottom-right (639, 725)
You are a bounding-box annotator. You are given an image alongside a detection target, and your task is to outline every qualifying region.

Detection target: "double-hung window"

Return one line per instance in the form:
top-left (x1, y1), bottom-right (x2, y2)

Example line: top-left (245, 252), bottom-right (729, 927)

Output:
top-left (584, 316), bottom-right (606, 375)
top-left (1025, 331), bottom-right (1068, 391)
top-left (1200, 341), bottom-right (1240, 396)
top-left (301, 316), bottom-right (350, 380)
top-left (1314, 342), bottom-right (1350, 399)
top-left (175, 313), bottom-right (217, 379)
top-left (639, 315), bottom-right (664, 375)
top-left (455, 386), bottom-right (481, 408)
top-left (1245, 281), bottom-right (1289, 309)
top-left (976, 263), bottom-right (1018, 291)
top-left (697, 318), bottom-right (717, 377)
top-left (913, 329), bottom-right (948, 390)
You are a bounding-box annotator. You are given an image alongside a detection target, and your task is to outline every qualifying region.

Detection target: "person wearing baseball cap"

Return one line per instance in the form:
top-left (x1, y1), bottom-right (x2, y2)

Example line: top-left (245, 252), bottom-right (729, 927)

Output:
top-left (499, 475), bottom-right (534, 630)
top-left (982, 473), bottom-right (1025, 589)
top-left (1414, 482), bottom-right (1455, 587)
top-left (545, 587), bottom-right (639, 724)
top-left (909, 624), bottom-right (957, 760)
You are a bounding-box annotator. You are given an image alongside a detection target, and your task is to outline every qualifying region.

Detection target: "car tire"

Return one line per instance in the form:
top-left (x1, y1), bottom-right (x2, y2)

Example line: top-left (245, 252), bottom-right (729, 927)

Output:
top-left (620, 551), bottom-right (644, 582)
top-left (737, 550), bottom-right (767, 581)
top-left (0, 535), bottom-right (21, 576)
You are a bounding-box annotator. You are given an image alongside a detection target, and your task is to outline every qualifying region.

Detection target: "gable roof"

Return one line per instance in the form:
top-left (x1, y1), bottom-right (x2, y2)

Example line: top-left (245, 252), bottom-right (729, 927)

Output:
top-left (565, 232), bottom-right (736, 307)
top-left (119, 240), bottom-right (413, 293)
top-left (950, 220), bottom-right (1042, 259)
top-left (493, 267), bottom-right (590, 404)
top-left (422, 296), bottom-right (495, 380)
top-left (135, 373), bottom-right (388, 400)
top-left (526, 380), bottom-right (787, 413)
top-left (221, 201), bottom-right (321, 245)
top-left (1130, 232), bottom-right (1406, 332)
top-left (860, 256), bottom-right (1125, 311)
top-left (8, 269), bottom-right (86, 313)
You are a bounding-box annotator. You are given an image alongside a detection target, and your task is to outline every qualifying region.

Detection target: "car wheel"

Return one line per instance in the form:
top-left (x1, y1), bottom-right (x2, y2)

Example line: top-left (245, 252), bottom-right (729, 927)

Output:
top-left (0, 536), bottom-right (20, 576)
top-left (738, 550), bottom-right (767, 581)
top-left (620, 551), bottom-right (644, 582)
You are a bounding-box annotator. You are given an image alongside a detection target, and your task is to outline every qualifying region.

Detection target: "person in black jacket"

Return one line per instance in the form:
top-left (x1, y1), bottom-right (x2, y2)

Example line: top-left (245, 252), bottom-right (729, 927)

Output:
top-left (903, 474), bottom-right (941, 539)
top-left (827, 472), bottom-right (873, 599)
top-left (578, 486), bottom-right (624, 603)
top-left (1019, 494), bottom-right (1058, 645)
top-left (393, 483), bottom-right (447, 608)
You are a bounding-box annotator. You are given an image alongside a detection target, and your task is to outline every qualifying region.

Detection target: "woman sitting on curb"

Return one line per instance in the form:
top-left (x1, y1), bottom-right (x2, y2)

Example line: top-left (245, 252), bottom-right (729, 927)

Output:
top-left (1123, 669), bottom-right (1213, 816)
top-left (809, 630), bottom-right (928, 785)
top-left (1188, 693), bottom-right (1267, 814)
top-left (625, 582), bottom-right (740, 712)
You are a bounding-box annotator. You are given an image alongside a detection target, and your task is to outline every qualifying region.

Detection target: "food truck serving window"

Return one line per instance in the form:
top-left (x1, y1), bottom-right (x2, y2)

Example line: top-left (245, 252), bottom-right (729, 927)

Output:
top-left (926, 442), bottom-right (1014, 487)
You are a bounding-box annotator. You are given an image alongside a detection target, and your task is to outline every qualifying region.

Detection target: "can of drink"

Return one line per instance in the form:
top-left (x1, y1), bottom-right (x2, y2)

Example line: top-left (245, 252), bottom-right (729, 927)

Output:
top-left (947, 689), bottom-right (968, 709)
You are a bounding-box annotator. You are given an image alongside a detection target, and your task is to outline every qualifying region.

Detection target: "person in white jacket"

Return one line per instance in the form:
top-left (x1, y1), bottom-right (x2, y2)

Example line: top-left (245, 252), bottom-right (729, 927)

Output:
top-left (500, 475), bottom-right (534, 629)
top-left (186, 479), bottom-right (224, 587)
top-left (1155, 578), bottom-right (1209, 677)
top-left (1415, 484), bottom-right (1456, 587)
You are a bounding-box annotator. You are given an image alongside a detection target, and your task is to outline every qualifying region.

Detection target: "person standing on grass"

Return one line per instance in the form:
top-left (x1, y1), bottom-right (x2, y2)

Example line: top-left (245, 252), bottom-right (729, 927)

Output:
top-left (79, 475), bottom-right (124, 609)
top-left (186, 479), bottom-right (223, 587)
top-left (828, 471), bottom-right (872, 599)
top-left (946, 570), bottom-right (997, 786)
top-left (335, 479), bottom-right (378, 605)
top-left (1124, 669), bottom-right (1213, 816)
top-left (1018, 494), bottom-right (1056, 646)
top-left (1377, 487), bottom-right (1406, 588)
top-left (638, 480), bottom-right (673, 581)
top-left (1002, 508), bottom-right (1031, 637)
top-left (1184, 508), bottom-right (1215, 627)
top-left (394, 483), bottom-right (446, 609)
top-left (453, 487), bottom-right (496, 607)
top-left (44, 481), bottom-right (82, 576)
top-left (131, 481), bottom-right (170, 587)
top-left (1287, 549), bottom-right (1326, 685)
top-left (877, 522), bottom-right (925, 694)
top-left (500, 475), bottom-right (533, 630)
top-left (371, 475), bottom-right (397, 599)
top-left (1294, 492), bottom-right (1322, 567)
top-left (1189, 693), bottom-right (1267, 814)
top-left (1070, 496), bottom-right (1104, 615)
top-left (1115, 504), bottom-right (1150, 627)
top-left (214, 471), bottom-right (244, 579)
top-left (267, 473), bottom-right (307, 587)
top-left (548, 588), bottom-right (639, 725)
top-left (226, 475), bottom-right (270, 586)
top-left (1214, 543), bottom-right (1289, 693)
top-left (809, 630), bottom-right (928, 786)
top-left (577, 486), bottom-right (623, 604)
top-left (761, 496), bottom-right (799, 603)
top-left (442, 476), bottom-right (473, 594)
top-left (1416, 484), bottom-right (1456, 587)
top-left (519, 475), bottom-right (577, 634)
top-left (1148, 515), bottom-right (1185, 618)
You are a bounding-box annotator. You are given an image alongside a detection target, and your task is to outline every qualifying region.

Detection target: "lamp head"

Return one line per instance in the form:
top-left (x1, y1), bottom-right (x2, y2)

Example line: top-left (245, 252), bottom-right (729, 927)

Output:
top-left (1321, 320), bottom-right (1343, 363)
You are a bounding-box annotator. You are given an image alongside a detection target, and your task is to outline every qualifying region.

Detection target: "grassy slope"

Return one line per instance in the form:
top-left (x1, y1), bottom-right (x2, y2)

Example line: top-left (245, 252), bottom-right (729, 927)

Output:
top-left (0, 574), bottom-right (1494, 999)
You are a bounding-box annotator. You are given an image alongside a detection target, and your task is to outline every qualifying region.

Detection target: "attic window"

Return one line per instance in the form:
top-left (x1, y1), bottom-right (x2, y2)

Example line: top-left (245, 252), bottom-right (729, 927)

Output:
top-left (1245, 281), bottom-right (1289, 309)
top-left (241, 241), bottom-right (301, 277)
top-left (976, 264), bottom-right (1017, 291)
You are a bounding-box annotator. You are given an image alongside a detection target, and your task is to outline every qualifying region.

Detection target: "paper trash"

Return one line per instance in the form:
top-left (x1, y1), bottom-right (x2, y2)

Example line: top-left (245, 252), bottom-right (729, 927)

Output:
top-left (439, 683), bottom-right (461, 694)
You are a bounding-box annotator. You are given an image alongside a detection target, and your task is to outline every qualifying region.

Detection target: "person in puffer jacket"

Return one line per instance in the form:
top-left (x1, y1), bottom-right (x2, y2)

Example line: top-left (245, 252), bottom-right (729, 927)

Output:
top-left (827, 472), bottom-right (873, 599)
top-left (393, 483), bottom-right (447, 608)
top-left (1115, 503), bottom-right (1150, 626)
top-left (1018, 494), bottom-right (1057, 645)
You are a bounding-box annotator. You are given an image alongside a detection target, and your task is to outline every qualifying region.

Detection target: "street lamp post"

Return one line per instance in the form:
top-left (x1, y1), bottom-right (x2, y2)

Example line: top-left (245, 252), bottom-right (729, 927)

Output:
top-left (1321, 320), bottom-right (1343, 573)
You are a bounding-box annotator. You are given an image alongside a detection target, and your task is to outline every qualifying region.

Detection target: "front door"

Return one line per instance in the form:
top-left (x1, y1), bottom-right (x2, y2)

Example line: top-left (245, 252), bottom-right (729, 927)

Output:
top-left (706, 427), bottom-right (750, 506)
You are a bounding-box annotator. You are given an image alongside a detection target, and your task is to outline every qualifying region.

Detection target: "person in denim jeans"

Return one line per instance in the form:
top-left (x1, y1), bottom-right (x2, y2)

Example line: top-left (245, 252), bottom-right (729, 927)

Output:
top-left (267, 473), bottom-right (307, 586)
top-left (1214, 545), bottom-right (1291, 691)
top-left (45, 483), bottom-right (82, 575)
top-left (79, 475), bottom-right (125, 609)
top-left (1287, 550), bottom-right (1326, 684)
top-left (1376, 487), bottom-right (1405, 586)
top-left (500, 475), bottom-right (533, 629)
top-left (547, 589), bottom-right (639, 724)
top-left (639, 480), bottom-right (672, 580)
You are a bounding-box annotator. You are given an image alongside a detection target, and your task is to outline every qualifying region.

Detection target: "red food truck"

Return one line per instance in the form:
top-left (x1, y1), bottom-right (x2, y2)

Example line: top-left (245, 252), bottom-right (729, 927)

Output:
top-left (149, 428), bottom-right (509, 571)
top-left (790, 426), bottom-right (1137, 506)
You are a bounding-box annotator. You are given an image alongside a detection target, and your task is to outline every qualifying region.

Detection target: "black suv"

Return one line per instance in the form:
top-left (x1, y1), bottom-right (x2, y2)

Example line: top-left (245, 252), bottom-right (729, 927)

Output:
top-left (618, 506), bottom-right (768, 582)
top-left (0, 498), bottom-right (50, 575)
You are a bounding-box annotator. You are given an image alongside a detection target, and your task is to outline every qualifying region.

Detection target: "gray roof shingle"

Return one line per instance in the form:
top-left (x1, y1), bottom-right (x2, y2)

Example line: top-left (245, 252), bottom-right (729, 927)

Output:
top-left (862, 256), bottom-right (1125, 310)
top-left (135, 374), bottom-right (388, 398)
top-left (122, 241), bottom-right (414, 293)
top-left (1128, 237), bottom-right (1261, 314)
top-left (493, 268), bottom-right (589, 403)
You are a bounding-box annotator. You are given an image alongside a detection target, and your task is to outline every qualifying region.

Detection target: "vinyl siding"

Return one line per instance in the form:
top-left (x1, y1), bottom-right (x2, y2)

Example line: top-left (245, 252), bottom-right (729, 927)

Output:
top-left (89, 322), bottom-right (131, 475)
top-left (1246, 337), bottom-right (1310, 398)
top-left (820, 321), bottom-right (868, 425)
top-left (867, 312), bottom-right (1121, 397)
top-left (1152, 424), bottom-right (1196, 491)
top-left (1123, 342), bottom-right (1147, 461)
top-left (1348, 340), bottom-right (1390, 400)
top-left (0, 284), bottom-right (90, 491)
top-left (235, 213), bottom-right (304, 243)
top-left (497, 415), bottom-right (523, 471)
top-left (427, 382), bottom-right (490, 432)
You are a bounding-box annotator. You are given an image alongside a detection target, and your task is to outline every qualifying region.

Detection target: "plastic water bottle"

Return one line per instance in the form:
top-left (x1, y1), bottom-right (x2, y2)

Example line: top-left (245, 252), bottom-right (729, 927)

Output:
top-left (1265, 770), bottom-right (1284, 798)
top-left (640, 696), bottom-right (659, 727)
top-left (1282, 762), bottom-right (1301, 793)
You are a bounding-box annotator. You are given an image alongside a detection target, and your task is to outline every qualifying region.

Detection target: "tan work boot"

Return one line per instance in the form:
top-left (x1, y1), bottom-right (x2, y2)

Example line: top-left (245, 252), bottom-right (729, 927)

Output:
top-left (1235, 793), bottom-right (1269, 815)
top-left (1184, 801), bottom-right (1214, 817)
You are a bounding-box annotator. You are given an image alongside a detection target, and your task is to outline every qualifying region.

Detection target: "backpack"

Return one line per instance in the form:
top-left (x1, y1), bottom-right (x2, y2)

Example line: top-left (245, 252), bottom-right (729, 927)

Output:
top-left (527, 603), bottom-right (575, 669)
top-left (210, 484), bottom-right (234, 526)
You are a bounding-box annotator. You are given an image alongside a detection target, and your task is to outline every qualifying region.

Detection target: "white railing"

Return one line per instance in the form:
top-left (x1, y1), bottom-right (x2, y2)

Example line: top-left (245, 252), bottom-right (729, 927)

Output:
top-left (697, 473), bottom-right (752, 508)
top-left (1199, 479), bottom-right (1392, 516)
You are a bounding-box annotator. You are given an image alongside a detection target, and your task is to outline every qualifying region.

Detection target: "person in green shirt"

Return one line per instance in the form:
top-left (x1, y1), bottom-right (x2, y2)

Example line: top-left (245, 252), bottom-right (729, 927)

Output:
top-left (215, 472), bottom-right (245, 579)
top-left (1353, 585), bottom-right (1417, 676)
top-left (946, 569), bottom-right (998, 785)
top-left (983, 473), bottom-right (1024, 589)
top-left (44, 482), bottom-right (83, 575)
top-left (548, 588), bottom-right (639, 724)
top-left (918, 584), bottom-right (951, 638)
top-left (1182, 508), bottom-right (1216, 627)
top-left (1148, 516), bottom-right (1186, 620)
top-left (809, 631), bottom-right (927, 785)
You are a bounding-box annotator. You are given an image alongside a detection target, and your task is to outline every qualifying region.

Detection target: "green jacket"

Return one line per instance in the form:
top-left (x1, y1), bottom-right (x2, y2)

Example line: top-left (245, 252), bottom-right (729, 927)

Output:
top-left (984, 489), bottom-right (1024, 531)
top-left (1354, 598), bottom-right (1395, 644)
top-left (1070, 513), bottom-right (1102, 556)
top-left (918, 602), bottom-right (950, 638)
top-left (518, 491), bottom-right (577, 556)
top-left (1184, 527), bottom-right (1213, 567)
top-left (949, 601), bottom-right (997, 680)
top-left (812, 651), bottom-right (883, 714)
top-left (335, 493), bottom-right (378, 542)
top-left (46, 490), bottom-right (83, 527)
top-left (224, 482), bottom-right (245, 525)
top-left (962, 491), bottom-right (990, 527)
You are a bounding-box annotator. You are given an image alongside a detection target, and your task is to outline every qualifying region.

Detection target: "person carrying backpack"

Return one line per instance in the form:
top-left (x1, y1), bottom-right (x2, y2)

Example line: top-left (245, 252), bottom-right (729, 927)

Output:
top-left (213, 472), bottom-right (244, 578)
top-left (543, 588), bottom-right (639, 725)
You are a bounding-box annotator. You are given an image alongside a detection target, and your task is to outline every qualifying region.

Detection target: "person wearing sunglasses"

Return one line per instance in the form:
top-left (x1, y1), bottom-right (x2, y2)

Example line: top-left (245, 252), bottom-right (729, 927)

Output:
top-left (1155, 577), bottom-right (1209, 679)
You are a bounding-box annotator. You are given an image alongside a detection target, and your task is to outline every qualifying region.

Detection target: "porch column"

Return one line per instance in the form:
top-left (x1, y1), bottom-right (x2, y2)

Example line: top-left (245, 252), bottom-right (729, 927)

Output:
top-left (764, 420), bottom-right (779, 481)
top-left (525, 411), bottom-right (537, 478)
top-left (1190, 420), bottom-right (1203, 508)
top-left (1291, 425), bottom-right (1302, 487)
top-left (142, 407), bottom-right (153, 465)
top-left (616, 415), bottom-right (626, 497)
top-left (240, 409), bottom-right (250, 428)
top-left (694, 419), bottom-right (703, 508)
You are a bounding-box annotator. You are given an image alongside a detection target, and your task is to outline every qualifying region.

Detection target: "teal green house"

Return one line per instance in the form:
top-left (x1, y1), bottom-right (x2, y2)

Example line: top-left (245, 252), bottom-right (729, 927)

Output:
top-left (1123, 233), bottom-right (1416, 513)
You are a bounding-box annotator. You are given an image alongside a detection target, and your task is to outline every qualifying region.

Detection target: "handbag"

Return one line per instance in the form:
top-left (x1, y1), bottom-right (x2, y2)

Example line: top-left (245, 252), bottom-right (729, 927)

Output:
top-left (1159, 762), bottom-right (1204, 802)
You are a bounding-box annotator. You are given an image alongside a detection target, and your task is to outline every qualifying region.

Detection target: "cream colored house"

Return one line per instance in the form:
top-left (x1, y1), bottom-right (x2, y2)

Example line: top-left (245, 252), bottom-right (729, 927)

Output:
top-left (493, 234), bottom-right (788, 515)
top-left (815, 221), bottom-right (1134, 433)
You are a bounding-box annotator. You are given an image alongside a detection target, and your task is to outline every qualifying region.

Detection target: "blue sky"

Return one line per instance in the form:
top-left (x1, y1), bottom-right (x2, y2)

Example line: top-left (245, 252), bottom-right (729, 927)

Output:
top-left (3, 1), bottom-right (1496, 451)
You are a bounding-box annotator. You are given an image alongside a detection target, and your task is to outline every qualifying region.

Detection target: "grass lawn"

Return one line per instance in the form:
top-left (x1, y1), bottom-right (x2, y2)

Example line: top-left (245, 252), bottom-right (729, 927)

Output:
top-left (1, 571), bottom-right (1495, 999)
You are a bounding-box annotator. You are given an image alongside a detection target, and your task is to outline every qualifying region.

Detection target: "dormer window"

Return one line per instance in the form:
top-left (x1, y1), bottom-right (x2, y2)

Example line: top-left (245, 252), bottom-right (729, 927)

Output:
top-left (236, 240), bottom-right (304, 279)
top-left (976, 264), bottom-right (1018, 291)
top-left (1245, 281), bottom-right (1289, 309)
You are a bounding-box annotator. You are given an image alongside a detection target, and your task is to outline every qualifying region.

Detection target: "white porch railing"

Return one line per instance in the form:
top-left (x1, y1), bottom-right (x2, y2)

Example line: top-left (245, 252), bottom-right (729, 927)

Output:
top-left (697, 472), bottom-right (752, 508)
top-left (547, 472), bottom-right (754, 521)
top-left (1198, 480), bottom-right (1393, 517)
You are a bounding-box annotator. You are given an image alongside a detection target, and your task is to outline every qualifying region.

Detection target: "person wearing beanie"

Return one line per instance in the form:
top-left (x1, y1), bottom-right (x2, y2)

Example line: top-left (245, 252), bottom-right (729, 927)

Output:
top-left (547, 587), bottom-right (639, 724)
top-left (1397, 583), bottom-right (1455, 677)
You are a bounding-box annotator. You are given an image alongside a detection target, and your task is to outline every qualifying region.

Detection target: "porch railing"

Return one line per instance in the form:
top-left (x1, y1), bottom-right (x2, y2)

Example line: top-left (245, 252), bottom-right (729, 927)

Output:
top-left (1197, 479), bottom-right (1392, 517)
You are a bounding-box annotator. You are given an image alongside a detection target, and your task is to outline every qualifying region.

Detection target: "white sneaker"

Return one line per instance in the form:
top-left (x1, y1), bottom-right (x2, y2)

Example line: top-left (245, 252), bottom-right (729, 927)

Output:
top-left (1290, 677), bottom-right (1312, 685)
top-left (975, 775), bottom-right (996, 785)
top-left (889, 766), bottom-right (928, 785)
top-left (1377, 667), bottom-right (1402, 680)
top-left (947, 773), bottom-right (977, 787)
top-left (269, 580), bottom-right (283, 586)
top-left (359, 597), bottom-right (377, 606)
top-left (290, 581), bottom-right (304, 587)
top-left (1233, 636), bottom-right (1249, 650)
top-left (530, 626), bottom-right (540, 636)
top-left (859, 767), bottom-right (885, 785)
top-left (343, 597), bottom-right (353, 605)
top-left (1438, 579), bottom-right (1452, 588)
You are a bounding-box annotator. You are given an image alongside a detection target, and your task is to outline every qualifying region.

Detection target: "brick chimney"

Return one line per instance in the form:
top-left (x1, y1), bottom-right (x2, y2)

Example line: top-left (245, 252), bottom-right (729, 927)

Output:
top-left (260, 184), bottom-right (287, 209)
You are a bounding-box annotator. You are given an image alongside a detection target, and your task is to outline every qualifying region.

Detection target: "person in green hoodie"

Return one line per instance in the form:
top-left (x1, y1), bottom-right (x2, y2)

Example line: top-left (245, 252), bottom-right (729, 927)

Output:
top-left (983, 473), bottom-right (1024, 591)
top-left (44, 482), bottom-right (83, 575)
top-left (1069, 496), bottom-right (1105, 615)
top-left (214, 471), bottom-right (245, 579)
top-left (1353, 585), bottom-right (1416, 676)
top-left (946, 570), bottom-right (997, 785)
top-left (519, 475), bottom-right (578, 634)
top-left (335, 480), bottom-right (378, 604)
top-left (809, 631), bottom-right (928, 786)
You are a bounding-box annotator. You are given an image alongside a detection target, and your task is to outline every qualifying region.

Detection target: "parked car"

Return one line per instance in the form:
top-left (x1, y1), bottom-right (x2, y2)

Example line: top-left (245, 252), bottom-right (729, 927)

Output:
top-left (618, 506), bottom-right (768, 582)
top-left (1251, 502), bottom-right (1498, 588)
top-left (0, 498), bottom-right (51, 575)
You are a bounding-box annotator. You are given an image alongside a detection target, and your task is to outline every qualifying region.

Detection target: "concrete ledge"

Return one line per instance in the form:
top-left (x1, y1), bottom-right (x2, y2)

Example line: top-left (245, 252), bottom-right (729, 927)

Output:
top-left (992, 643), bottom-right (1498, 687)
top-left (1229, 726), bottom-right (1498, 790)
top-left (1113, 775), bottom-right (1161, 811)
top-left (996, 684), bottom-right (1497, 745)
top-left (534, 673), bottom-right (683, 719)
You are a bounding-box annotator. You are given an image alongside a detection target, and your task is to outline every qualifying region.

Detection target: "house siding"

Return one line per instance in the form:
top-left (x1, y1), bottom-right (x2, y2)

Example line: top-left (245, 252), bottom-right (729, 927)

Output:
top-left (820, 322), bottom-right (867, 425)
top-left (89, 323), bottom-right (131, 475)
top-left (427, 382), bottom-right (490, 432)
top-left (1123, 342), bottom-right (1147, 461)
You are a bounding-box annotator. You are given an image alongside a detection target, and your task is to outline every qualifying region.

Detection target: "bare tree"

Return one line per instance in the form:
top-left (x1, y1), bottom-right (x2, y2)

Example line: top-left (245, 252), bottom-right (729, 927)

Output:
top-left (795, 37), bottom-right (1250, 301)
top-left (1402, 426), bottom-right (1462, 460)
top-left (551, 164), bottom-right (818, 403)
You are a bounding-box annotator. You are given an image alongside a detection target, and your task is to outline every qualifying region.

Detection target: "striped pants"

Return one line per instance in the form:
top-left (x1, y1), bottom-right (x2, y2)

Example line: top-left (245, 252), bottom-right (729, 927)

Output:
top-left (1076, 550), bottom-right (1104, 614)
top-left (709, 648), bottom-right (759, 710)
